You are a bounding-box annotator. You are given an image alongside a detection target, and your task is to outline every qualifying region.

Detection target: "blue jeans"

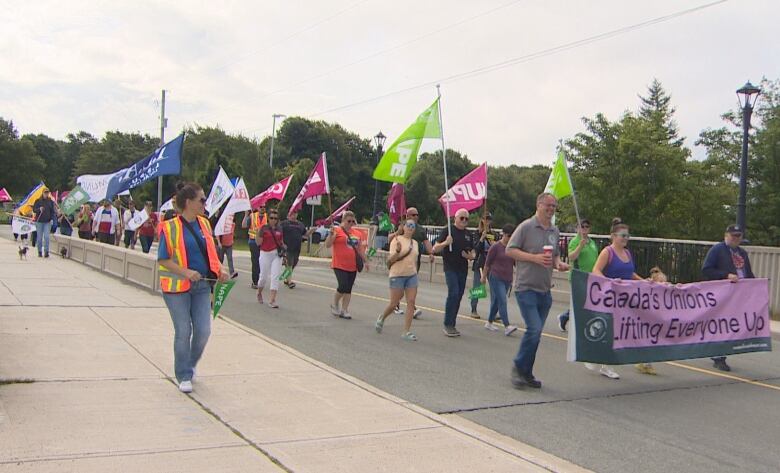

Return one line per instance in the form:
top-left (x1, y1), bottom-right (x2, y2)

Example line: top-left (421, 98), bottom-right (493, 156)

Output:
top-left (444, 270), bottom-right (468, 327)
top-left (139, 235), bottom-right (153, 253)
top-left (249, 240), bottom-right (260, 285)
top-left (35, 221), bottom-right (52, 255)
top-left (487, 274), bottom-right (511, 326)
top-left (513, 290), bottom-right (553, 376)
top-left (162, 280), bottom-right (212, 382)
top-left (470, 268), bottom-right (482, 312)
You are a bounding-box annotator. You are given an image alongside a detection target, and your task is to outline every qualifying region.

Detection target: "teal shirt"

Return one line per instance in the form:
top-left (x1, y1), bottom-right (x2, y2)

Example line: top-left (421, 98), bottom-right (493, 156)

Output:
top-left (568, 234), bottom-right (598, 277)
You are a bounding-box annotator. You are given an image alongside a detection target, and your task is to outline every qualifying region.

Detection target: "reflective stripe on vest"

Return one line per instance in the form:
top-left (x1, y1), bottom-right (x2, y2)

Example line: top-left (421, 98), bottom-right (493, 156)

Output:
top-left (247, 212), bottom-right (267, 240)
top-left (158, 216), bottom-right (222, 293)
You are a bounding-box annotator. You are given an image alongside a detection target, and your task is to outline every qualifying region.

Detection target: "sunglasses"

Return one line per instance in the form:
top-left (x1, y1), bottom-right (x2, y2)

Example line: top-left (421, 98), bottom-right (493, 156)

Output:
top-left (581, 225), bottom-right (591, 229)
top-left (345, 219), bottom-right (356, 224)
top-left (615, 233), bottom-right (630, 238)
top-left (730, 233), bottom-right (742, 238)
top-left (268, 216), bottom-right (278, 220)
top-left (457, 216), bottom-right (469, 221)
top-left (407, 213), bottom-right (419, 217)
top-left (405, 223), bottom-right (416, 228)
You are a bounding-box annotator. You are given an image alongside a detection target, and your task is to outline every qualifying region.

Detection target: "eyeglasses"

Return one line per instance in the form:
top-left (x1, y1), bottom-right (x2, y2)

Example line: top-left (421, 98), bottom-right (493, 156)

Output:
top-left (405, 223), bottom-right (416, 228)
top-left (457, 216), bottom-right (469, 221)
top-left (581, 225), bottom-right (591, 229)
top-left (268, 216), bottom-right (278, 220)
top-left (615, 233), bottom-right (630, 238)
top-left (407, 213), bottom-right (419, 217)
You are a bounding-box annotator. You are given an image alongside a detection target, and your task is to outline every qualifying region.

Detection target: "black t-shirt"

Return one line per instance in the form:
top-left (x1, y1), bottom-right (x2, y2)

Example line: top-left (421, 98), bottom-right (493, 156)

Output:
top-left (436, 226), bottom-right (474, 273)
top-left (280, 219), bottom-right (307, 252)
top-left (33, 198), bottom-right (56, 223)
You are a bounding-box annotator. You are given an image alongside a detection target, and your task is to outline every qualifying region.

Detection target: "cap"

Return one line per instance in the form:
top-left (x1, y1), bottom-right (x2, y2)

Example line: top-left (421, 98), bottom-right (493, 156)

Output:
top-left (726, 224), bottom-right (743, 234)
top-left (579, 218), bottom-right (591, 226)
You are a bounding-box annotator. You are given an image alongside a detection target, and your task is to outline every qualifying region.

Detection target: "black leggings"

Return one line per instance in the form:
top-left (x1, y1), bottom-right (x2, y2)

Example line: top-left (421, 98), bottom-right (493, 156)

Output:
top-left (333, 268), bottom-right (357, 294)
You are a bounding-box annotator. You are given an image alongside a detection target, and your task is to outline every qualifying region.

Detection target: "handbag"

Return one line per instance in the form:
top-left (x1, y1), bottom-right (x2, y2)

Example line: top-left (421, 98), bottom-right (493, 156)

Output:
top-left (345, 228), bottom-right (364, 272)
top-left (266, 224), bottom-right (287, 259)
top-left (387, 240), bottom-right (414, 269)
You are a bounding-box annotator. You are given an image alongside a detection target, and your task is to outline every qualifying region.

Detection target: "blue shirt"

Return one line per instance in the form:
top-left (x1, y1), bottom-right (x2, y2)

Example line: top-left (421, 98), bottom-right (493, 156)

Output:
top-left (157, 218), bottom-right (209, 276)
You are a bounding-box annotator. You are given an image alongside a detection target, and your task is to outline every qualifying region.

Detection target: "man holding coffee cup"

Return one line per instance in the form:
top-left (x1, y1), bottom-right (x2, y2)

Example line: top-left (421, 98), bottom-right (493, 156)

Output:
top-left (506, 192), bottom-right (569, 389)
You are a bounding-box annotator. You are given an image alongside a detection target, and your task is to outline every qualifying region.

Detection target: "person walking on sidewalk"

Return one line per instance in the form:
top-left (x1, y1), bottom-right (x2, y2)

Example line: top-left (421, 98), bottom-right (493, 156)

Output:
top-left (481, 223), bottom-right (518, 336)
top-left (217, 219), bottom-right (238, 279)
top-left (557, 219), bottom-right (597, 332)
top-left (280, 210), bottom-right (312, 289)
top-left (470, 213), bottom-right (496, 318)
top-left (93, 200), bottom-right (120, 244)
top-left (255, 210), bottom-right (285, 309)
top-left (122, 201), bottom-right (138, 249)
top-left (32, 188), bottom-right (56, 257)
top-left (389, 207), bottom-right (434, 319)
top-left (158, 183), bottom-right (228, 394)
top-left (590, 218), bottom-right (644, 380)
top-left (137, 202), bottom-right (158, 254)
top-left (243, 206), bottom-right (266, 289)
top-left (324, 211), bottom-right (368, 320)
top-left (701, 224), bottom-right (755, 372)
top-left (507, 193), bottom-right (569, 389)
top-left (375, 218), bottom-right (420, 341)
top-left (433, 208), bottom-right (476, 337)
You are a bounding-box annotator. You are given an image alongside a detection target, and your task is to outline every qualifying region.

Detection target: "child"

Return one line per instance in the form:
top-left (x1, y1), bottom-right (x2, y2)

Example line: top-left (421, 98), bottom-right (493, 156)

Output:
top-left (636, 266), bottom-right (668, 375)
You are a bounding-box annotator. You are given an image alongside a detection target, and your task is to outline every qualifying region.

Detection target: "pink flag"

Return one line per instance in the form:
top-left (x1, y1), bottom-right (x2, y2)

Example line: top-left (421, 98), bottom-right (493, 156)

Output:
top-left (250, 175), bottom-right (293, 209)
top-left (51, 190), bottom-right (59, 203)
top-left (288, 153), bottom-right (330, 217)
top-left (324, 196), bottom-right (356, 224)
top-left (387, 183), bottom-right (406, 225)
top-left (438, 162), bottom-right (487, 215)
top-left (59, 190), bottom-right (69, 202)
top-left (0, 187), bottom-right (11, 202)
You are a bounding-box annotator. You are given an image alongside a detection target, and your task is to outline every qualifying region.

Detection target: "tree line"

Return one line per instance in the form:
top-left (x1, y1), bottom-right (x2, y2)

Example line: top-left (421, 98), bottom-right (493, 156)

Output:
top-left (1, 78), bottom-right (778, 245)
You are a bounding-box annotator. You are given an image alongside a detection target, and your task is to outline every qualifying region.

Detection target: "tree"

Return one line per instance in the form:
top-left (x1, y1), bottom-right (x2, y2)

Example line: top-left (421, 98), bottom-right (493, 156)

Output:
top-left (639, 79), bottom-right (683, 146)
top-left (0, 118), bottom-right (45, 195)
top-left (24, 133), bottom-right (69, 192)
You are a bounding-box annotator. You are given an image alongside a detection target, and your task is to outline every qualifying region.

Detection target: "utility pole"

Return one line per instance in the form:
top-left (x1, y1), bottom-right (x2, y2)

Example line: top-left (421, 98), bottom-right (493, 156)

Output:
top-left (270, 113), bottom-right (285, 170)
top-left (157, 89), bottom-right (167, 211)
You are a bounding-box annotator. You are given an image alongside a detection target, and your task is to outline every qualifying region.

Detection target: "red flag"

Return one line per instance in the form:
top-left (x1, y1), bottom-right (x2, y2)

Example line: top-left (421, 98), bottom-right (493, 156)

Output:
top-left (51, 190), bottom-right (59, 203)
top-left (386, 183), bottom-right (406, 225)
top-left (59, 190), bottom-right (69, 202)
top-left (438, 163), bottom-right (487, 215)
top-left (323, 196), bottom-right (356, 224)
top-left (0, 187), bottom-right (11, 202)
top-left (250, 175), bottom-right (293, 209)
top-left (288, 152), bottom-right (330, 217)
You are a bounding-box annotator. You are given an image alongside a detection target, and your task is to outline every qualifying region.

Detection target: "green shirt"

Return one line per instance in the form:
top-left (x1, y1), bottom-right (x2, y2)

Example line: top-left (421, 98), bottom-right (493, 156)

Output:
top-left (568, 235), bottom-right (598, 276)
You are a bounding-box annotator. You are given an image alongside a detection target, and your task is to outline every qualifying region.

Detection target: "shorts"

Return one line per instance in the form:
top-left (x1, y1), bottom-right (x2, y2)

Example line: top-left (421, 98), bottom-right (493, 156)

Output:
top-left (389, 274), bottom-right (418, 290)
top-left (286, 250), bottom-right (301, 268)
top-left (333, 268), bottom-right (357, 294)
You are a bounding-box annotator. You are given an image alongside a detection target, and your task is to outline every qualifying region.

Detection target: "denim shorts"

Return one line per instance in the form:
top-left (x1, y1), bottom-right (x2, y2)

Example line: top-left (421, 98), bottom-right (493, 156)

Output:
top-left (389, 274), bottom-right (418, 290)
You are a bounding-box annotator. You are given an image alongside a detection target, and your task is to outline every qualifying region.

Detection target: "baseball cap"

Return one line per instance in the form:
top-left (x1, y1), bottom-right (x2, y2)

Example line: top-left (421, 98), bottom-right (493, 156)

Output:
top-left (726, 224), bottom-right (743, 234)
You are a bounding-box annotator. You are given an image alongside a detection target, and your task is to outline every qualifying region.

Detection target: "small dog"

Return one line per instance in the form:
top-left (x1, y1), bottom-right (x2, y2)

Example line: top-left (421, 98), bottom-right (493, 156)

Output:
top-left (18, 245), bottom-right (29, 260)
top-left (60, 247), bottom-right (68, 258)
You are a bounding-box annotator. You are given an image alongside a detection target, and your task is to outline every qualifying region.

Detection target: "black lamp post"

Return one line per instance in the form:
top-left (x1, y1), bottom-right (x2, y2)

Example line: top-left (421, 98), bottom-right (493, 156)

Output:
top-left (736, 81), bottom-right (761, 235)
top-left (371, 131), bottom-right (386, 223)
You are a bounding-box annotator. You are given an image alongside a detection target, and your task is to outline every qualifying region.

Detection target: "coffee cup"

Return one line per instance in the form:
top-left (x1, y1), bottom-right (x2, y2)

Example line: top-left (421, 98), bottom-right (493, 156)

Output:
top-left (543, 245), bottom-right (553, 267)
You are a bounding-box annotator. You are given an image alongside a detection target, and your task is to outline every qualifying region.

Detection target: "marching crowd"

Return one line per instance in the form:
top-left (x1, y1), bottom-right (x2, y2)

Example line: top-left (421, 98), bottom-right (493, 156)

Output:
top-left (10, 184), bottom-right (756, 395)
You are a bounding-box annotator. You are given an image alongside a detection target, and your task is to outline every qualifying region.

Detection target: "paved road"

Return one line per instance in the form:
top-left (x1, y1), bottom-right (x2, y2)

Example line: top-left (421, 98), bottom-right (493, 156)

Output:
top-left (217, 252), bottom-right (780, 473)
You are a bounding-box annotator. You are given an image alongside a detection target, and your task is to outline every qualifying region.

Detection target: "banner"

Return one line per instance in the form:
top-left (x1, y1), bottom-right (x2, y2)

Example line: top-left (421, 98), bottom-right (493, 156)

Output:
top-left (11, 215), bottom-right (35, 235)
top-left (204, 167), bottom-right (235, 217)
top-left (250, 175), bottom-right (293, 209)
top-left (125, 208), bottom-right (150, 232)
top-left (438, 162), bottom-right (487, 215)
top-left (278, 266), bottom-right (293, 281)
top-left (387, 183), bottom-right (406, 225)
top-left (0, 187), bottom-right (11, 202)
top-left (373, 98), bottom-right (441, 183)
top-left (15, 182), bottom-right (47, 217)
top-left (160, 197), bottom-right (175, 212)
top-left (215, 178), bottom-right (252, 236)
top-left (288, 153), bottom-right (330, 217)
top-left (60, 185), bottom-right (90, 216)
top-left (76, 173), bottom-right (130, 203)
top-left (104, 134), bottom-right (184, 200)
top-left (212, 280), bottom-right (236, 319)
top-left (323, 196), bottom-right (355, 225)
top-left (568, 270), bottom-right (772, 364)
top-left (545, 151), bottom-right (573, 199)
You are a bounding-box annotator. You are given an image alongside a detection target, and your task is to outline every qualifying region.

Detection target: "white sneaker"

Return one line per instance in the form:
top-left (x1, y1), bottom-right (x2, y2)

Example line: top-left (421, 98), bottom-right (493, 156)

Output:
top-left (484, 322), bottom-right (499, 331)
top-left (599, 366), bottom-right (620, 379)
top-left (179, 380), bottom-right (193, 393)
top-left (393, 306), bottom-right (404, 315)
top-left (413, 309), bottom-right (422, 319)
top-left (584, 363), bottom-right (598, 371)
top-left (330, 304), bottom-right (342, 316)
top-left (504, 325), bottom-right (518, 336)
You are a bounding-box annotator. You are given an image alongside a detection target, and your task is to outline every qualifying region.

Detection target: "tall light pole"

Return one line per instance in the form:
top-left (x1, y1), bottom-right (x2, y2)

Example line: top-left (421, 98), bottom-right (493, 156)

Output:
top-left (736, 81), bottom-right (761, 235)
top-left (371, 131), bottom-right (386, 223)
top-left (269, 113), bottom-right (286, 170)
top-left (157, 89), bottom-right (167, 211)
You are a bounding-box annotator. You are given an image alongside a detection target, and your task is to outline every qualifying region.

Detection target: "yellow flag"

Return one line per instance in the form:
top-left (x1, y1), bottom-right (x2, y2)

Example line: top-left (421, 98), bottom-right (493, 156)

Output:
top-left (15, 182), bottom-right (47, 217)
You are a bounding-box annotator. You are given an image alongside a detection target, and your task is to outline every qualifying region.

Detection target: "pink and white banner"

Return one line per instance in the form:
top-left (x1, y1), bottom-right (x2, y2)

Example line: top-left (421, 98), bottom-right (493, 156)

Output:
top-left (323, 196), bottom-right (356, 224)
top-left (438, 162), bottom-right (487, 215)
top-left (288, 153), bottom-right (330, 217)
top-left (387, 183), bottom-right (406, 225)
top-left (251, 175), bottom-right (293, 209)
top-left (0, 187), bottom-right (12, 202)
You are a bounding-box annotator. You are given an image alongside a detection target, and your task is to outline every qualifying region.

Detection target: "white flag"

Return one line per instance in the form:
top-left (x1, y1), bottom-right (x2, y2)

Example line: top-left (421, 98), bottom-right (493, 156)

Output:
top-left (215, 178), bottom-right (251, 236)
top-left (126, 208), bottom-right (150, 232)
top-left (160, 197), bottom-right (175, 212)
top-left (204, 167), bottom-right (235, 217)
top-left (76, 173), bottom-right (131, 202)
top-left (11, 215), bottom-right (35, 235)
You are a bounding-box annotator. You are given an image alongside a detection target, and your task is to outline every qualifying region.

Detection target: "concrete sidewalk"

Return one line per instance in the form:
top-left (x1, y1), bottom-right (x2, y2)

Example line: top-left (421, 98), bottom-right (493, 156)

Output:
top-left (0, 237), bottom-right (588, 472)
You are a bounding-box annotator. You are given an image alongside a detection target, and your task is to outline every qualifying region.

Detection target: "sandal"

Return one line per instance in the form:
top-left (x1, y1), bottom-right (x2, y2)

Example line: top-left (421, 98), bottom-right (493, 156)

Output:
top-left (401, 332), bottom-right (418, 341)
top-left (256, 292), bottom-right (263, 304)
top-left (287, 282), bottom-right (296, 289)
top-left (375, 316), bottom-right (384, 333)
top-left (268, 302), bottom-right (279, 309)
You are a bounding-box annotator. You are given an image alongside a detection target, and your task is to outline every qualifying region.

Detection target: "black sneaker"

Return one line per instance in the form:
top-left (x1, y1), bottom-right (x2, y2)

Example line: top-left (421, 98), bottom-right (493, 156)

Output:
top-left (557, 314), bottom-right (568, 332)
top-left (713, 358), bottom-right (731, 372)
top-left (44, 252), bottom-right (49, 258)
top-left (443, 326), bottom-right (460, 337)
top-left (250, 283), bottom-right (258, 289)
top-left (511, 366), bottom-right (542, 389)
top-left (231, 272), bottom-right (239, 279)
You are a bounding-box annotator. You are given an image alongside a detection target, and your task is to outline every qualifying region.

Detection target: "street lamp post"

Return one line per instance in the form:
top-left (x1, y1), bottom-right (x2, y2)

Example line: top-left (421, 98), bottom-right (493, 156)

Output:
top-left (269, 113), bottom-right (286, 170)
top-left (371, 131), bottom-right (386, 223)
top-left (736, 81), bottom-right (761, 235)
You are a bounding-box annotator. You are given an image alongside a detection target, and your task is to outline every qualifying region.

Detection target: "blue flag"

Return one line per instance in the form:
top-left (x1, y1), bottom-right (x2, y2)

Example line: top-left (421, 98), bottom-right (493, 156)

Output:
top-left (105, 134), bottom-right (184, 199)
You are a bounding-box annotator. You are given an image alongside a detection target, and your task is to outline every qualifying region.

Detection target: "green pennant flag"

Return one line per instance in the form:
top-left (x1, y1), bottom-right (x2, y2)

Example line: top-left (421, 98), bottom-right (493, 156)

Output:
top-left (372, 98), bottom-right (442, 183)
top-left (278, 266), bottom-right (293, 281)
top-left (367, 247), bottom-right (377, 257)
top-left (60, 184), bottom-right (90, 216)
top-left (544, 151), bottom-right (573, 199)
top-left (378, 214), bottom-right (394, 233)
top-left (212, 280), bottom-right (236, 319)
top-left (469, 284), bottom-right (488, 299)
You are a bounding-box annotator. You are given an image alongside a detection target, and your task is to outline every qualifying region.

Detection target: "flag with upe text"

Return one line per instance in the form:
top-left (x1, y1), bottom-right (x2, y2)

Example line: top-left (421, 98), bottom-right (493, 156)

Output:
top-left (438, 163), bottom-right (487, 215)
top-left (372, 98), bottom-right (441, 184)
top-left (568, 270), bottom-right (771, 364)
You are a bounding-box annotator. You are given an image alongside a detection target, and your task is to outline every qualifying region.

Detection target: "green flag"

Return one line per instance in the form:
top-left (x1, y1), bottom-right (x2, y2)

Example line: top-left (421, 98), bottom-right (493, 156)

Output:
top-left (60, 185), bottom-right (90, 216)
top-left (378, 214), bottom-right (394, 233)
top-left (469, 284), bottom-right (488, 299)
top-left (212, 280), bottom-right (236, 319)
top-left (372, 98), bottom-right (442, 183)
top-left (278, 266), bottom-right (293, 281)
top-left (367, 247), bottom-right (377, 257)
top-left (544, 151), bottom-right (573, 199)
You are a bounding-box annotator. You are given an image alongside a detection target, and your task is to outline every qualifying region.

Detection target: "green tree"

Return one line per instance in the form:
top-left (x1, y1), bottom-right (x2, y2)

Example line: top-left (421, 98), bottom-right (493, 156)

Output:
top-left (0, 118), bottom-right (45, 196)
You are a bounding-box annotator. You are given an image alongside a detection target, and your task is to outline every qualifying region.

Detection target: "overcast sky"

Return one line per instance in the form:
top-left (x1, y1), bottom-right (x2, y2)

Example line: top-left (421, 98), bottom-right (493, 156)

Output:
top-left (1, 0), bottom-right (777, 167)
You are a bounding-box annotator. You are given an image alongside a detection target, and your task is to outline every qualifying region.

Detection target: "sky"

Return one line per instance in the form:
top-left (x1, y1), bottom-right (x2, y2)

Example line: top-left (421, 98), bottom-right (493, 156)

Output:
top-left (1, 0), bottom-right (778, 168)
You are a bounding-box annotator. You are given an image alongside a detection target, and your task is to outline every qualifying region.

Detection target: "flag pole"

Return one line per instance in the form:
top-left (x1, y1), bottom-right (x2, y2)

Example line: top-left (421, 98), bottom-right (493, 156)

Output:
top-left (559, 140), bottom-right (581, 227)
top-left (436, 85), bottom-right (452, 248)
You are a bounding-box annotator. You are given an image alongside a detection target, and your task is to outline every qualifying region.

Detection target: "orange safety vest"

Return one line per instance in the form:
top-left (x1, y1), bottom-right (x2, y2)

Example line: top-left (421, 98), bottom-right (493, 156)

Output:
top-left (247, 211), bottom-right (267, 240)
top-left (158, 215), bottom-right (222, 293)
